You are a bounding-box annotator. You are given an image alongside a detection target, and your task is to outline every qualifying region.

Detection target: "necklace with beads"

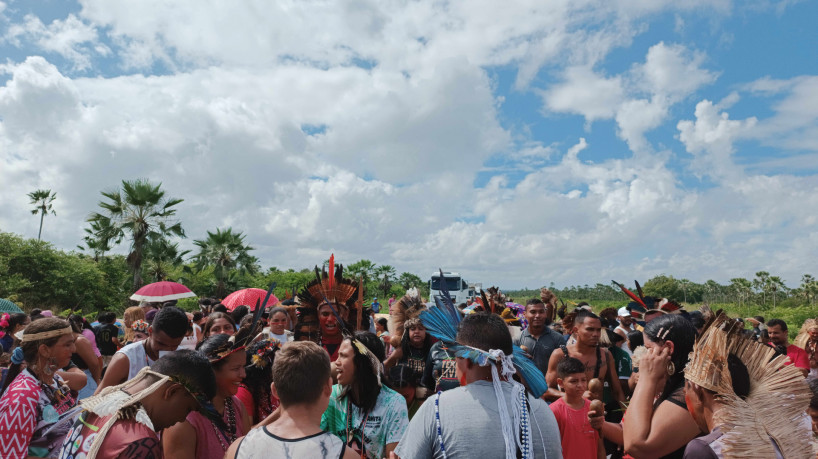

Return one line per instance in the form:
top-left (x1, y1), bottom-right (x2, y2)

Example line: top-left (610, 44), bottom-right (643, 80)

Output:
top-left (209, 397), bottom-right (237, 451)
top-left (434, 388), bottom-right (531, 459)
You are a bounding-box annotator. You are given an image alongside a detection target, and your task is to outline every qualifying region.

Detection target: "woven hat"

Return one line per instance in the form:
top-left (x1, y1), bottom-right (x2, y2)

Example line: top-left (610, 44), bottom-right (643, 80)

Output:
top-left (685, 312), bottom-right (813, 458)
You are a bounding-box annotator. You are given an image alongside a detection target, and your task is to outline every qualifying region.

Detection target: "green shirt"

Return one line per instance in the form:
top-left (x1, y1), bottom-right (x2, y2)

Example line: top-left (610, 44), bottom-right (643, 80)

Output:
top-left (320, 384), bottom-right (409, 459)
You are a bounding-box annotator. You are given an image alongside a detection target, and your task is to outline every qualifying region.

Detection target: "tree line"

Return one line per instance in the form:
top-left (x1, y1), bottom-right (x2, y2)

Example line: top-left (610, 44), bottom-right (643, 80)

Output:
top-left (6, 179), bottom-right (430, 312)
top-left (11, 179), bottom-right (818, 313)
top-left (509, 273), bottom-right (818, 310)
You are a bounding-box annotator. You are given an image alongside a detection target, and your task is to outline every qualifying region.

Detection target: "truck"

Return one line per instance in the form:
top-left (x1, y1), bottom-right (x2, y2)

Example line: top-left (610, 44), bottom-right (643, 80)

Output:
top-left (429, 271), bottom-right (476, 304)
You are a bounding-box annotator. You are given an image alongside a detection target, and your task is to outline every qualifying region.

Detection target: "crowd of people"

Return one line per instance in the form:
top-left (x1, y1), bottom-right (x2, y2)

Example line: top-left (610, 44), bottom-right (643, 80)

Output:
top-left (1, 265), bottom-right (817, 459)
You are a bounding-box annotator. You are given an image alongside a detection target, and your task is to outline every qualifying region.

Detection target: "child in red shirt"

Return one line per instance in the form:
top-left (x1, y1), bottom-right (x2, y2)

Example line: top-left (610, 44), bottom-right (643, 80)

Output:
top-left (550, 356), bottom-right (605, 459)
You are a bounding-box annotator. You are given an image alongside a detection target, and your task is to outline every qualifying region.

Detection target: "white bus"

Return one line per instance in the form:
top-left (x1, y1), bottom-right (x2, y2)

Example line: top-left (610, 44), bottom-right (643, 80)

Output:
top-left (429, 271), bottom-right (473, 304)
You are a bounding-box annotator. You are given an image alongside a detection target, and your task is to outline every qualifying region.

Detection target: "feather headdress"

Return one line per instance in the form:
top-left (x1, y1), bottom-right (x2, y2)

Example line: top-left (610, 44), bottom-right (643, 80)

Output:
top-left (388, 287), bottom-right (427, 348)
top-left (420, 270), bottom-right (548, 459)
top-left (685, 312), bottom-right (813, 458)
top-left (793, 318), bottom-right (818, 350)
top-left (612, 280), bottom-right (681, 320)
top-left (296, 256), bottom-right (358, 313)
top-left (296, 255), bottom-right (382, 384)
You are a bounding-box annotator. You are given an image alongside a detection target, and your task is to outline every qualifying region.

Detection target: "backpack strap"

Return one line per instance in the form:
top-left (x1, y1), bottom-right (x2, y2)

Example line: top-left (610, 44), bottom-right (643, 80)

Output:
top-left (594, 345), bottom-right (602, 379)
top-left (560, 344), bottom-right (569, 358)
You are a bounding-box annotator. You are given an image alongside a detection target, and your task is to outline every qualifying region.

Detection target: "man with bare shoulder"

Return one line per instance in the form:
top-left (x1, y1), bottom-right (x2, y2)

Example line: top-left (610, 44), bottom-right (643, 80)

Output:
top-left (544, 310), bottom-right (626, 405)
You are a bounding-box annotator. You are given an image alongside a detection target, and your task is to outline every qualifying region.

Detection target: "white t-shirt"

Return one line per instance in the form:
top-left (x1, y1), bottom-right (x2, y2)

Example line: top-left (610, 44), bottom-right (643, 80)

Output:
top-left (235, 426), bottom-right (346, 459)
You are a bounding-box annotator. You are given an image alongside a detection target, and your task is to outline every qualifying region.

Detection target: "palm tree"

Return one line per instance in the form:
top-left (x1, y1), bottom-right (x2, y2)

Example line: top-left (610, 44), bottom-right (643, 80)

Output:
top-left (78, 219), bottom-right (113, 261)
top-left (28, 189), bottom-right (56, 241)
top-left (192, 228), bottom-right (257, 298)
top-left (88, 179), bottom-right (185, 291)
top-left (144, 237), bottom-right (189, 282)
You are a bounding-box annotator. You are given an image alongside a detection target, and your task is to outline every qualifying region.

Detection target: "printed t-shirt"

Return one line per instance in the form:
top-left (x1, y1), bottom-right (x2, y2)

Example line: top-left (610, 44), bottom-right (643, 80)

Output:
top-left (0, 369), bottom-right (78, 458)
top-left (235, 426), bottom-right (346, 459)
top-left (320, 384), bottom-right (409, 459)
top-left (58, 412), bottom-right (161, 459)
top-left (611, 345), bottom-right (632, 380)
top-left (682, 426), bottom-right (784, 459)
top-left (421, 341), bottom-right (459, 392)
top-left (95, 323), bottom-right (120, 356)
top-left (399, 346), bottom-right (428, 381)
top-left (549, 398), bottom-right (599, 459)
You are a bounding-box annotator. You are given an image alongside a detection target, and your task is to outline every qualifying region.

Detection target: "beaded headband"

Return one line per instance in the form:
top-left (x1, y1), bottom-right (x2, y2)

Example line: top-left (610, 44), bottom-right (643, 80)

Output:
top-left (21, 326), bottom-right (73, 342)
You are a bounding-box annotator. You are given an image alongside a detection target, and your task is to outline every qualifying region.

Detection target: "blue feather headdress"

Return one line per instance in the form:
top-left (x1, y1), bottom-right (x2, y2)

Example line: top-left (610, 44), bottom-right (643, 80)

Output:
top-left (420, 269), bottom-right (548, 398)
top-left (422, 270), bottom-right (546, 458)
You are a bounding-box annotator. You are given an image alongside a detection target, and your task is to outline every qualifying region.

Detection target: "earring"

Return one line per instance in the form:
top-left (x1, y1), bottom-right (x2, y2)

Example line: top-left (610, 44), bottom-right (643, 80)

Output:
top-left (666, 361), bottom-right (676, 376)
top-left (40, 357), bottom-right (54, 376)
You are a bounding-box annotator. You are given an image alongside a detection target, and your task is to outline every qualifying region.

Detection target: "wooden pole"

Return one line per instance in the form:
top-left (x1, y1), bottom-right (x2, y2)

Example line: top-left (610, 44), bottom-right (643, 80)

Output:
top-left (356, 276), bottom-right (363, 331)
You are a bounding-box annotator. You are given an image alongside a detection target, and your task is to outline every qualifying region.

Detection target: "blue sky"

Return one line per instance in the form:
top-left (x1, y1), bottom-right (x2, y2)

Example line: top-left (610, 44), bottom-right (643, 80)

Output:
top-left (1, 0), bottom-right (816, 290)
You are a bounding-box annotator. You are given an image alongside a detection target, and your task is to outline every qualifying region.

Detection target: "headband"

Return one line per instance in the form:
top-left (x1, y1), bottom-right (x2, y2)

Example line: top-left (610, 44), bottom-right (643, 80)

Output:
top-left (21, 326), bottom-right (73, 342)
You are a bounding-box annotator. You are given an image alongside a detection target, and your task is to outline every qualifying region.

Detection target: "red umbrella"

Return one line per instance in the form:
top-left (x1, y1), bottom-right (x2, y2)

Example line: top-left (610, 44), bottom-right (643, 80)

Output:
top-left (222, 288), bottom-right (280, 311)
top-left (130, 281), bottom-right (196, 302)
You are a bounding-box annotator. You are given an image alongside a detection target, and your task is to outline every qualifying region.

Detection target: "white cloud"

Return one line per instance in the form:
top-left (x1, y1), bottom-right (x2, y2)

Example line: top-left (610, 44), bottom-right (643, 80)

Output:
top-left (635, 42), bottom-right (718, 100)
top-left (677, 99), bottom-right (758, 180)
top-left (541, 66), bottom-right (625, 121)
top-left (0, 1), bottom-right (815, 291)
top-left (4, 14), bottom-right (108, 71)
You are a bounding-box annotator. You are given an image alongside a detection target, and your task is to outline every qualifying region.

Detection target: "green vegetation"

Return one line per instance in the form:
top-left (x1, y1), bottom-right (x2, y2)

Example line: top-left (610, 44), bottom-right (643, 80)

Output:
top-left (0, 231), bottom-right (428, 315)
top-left (87, 179), bottom-right (185, 291)
top-left (28, 189), bottom-right (57, 242)
top-left (9, 183), bottom-right (817, 336)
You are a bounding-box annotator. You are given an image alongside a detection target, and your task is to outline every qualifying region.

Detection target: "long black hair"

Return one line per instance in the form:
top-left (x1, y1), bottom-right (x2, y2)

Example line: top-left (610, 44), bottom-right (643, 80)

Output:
top-left (242, 339), bottom-right (279, 421)
top-left (643, 314), bottom-right (697, 403)
top-left (341, 331), bottom-right (385, 414)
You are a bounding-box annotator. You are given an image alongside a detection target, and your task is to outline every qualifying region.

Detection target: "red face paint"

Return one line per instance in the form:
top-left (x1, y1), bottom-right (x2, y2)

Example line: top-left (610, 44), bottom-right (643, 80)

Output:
top-left (318, 306), bottom-right (341, 339)
top-left (685, 392), bottom-right (698, 423)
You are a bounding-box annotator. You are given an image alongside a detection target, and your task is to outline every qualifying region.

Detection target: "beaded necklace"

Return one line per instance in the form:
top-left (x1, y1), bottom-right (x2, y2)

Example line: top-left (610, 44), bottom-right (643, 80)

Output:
top-left (344, 402), bottom-right (369, 459)
top-left (209, 397), bottom-right (237, 451)
top-left (433, 387), bottom-right (532, 459)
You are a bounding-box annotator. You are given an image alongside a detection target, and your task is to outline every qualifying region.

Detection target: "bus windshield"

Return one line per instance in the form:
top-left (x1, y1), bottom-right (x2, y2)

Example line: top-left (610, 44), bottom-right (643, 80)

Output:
top-left (431, 277), bottom-right (462, 291)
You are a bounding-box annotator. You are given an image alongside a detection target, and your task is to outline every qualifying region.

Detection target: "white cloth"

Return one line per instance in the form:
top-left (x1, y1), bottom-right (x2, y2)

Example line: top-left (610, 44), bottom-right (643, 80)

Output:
top-left (178, 324), bottom-right (200, 350)
top-left (116, 341), bottom-right (155, 380)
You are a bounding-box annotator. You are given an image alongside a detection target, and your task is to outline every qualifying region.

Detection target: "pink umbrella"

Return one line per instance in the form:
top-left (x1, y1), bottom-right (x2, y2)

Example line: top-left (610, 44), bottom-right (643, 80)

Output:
top-left (130, 281), bottom-right (196, 302)
top-left (222, 288), bottom-right (280, 311)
